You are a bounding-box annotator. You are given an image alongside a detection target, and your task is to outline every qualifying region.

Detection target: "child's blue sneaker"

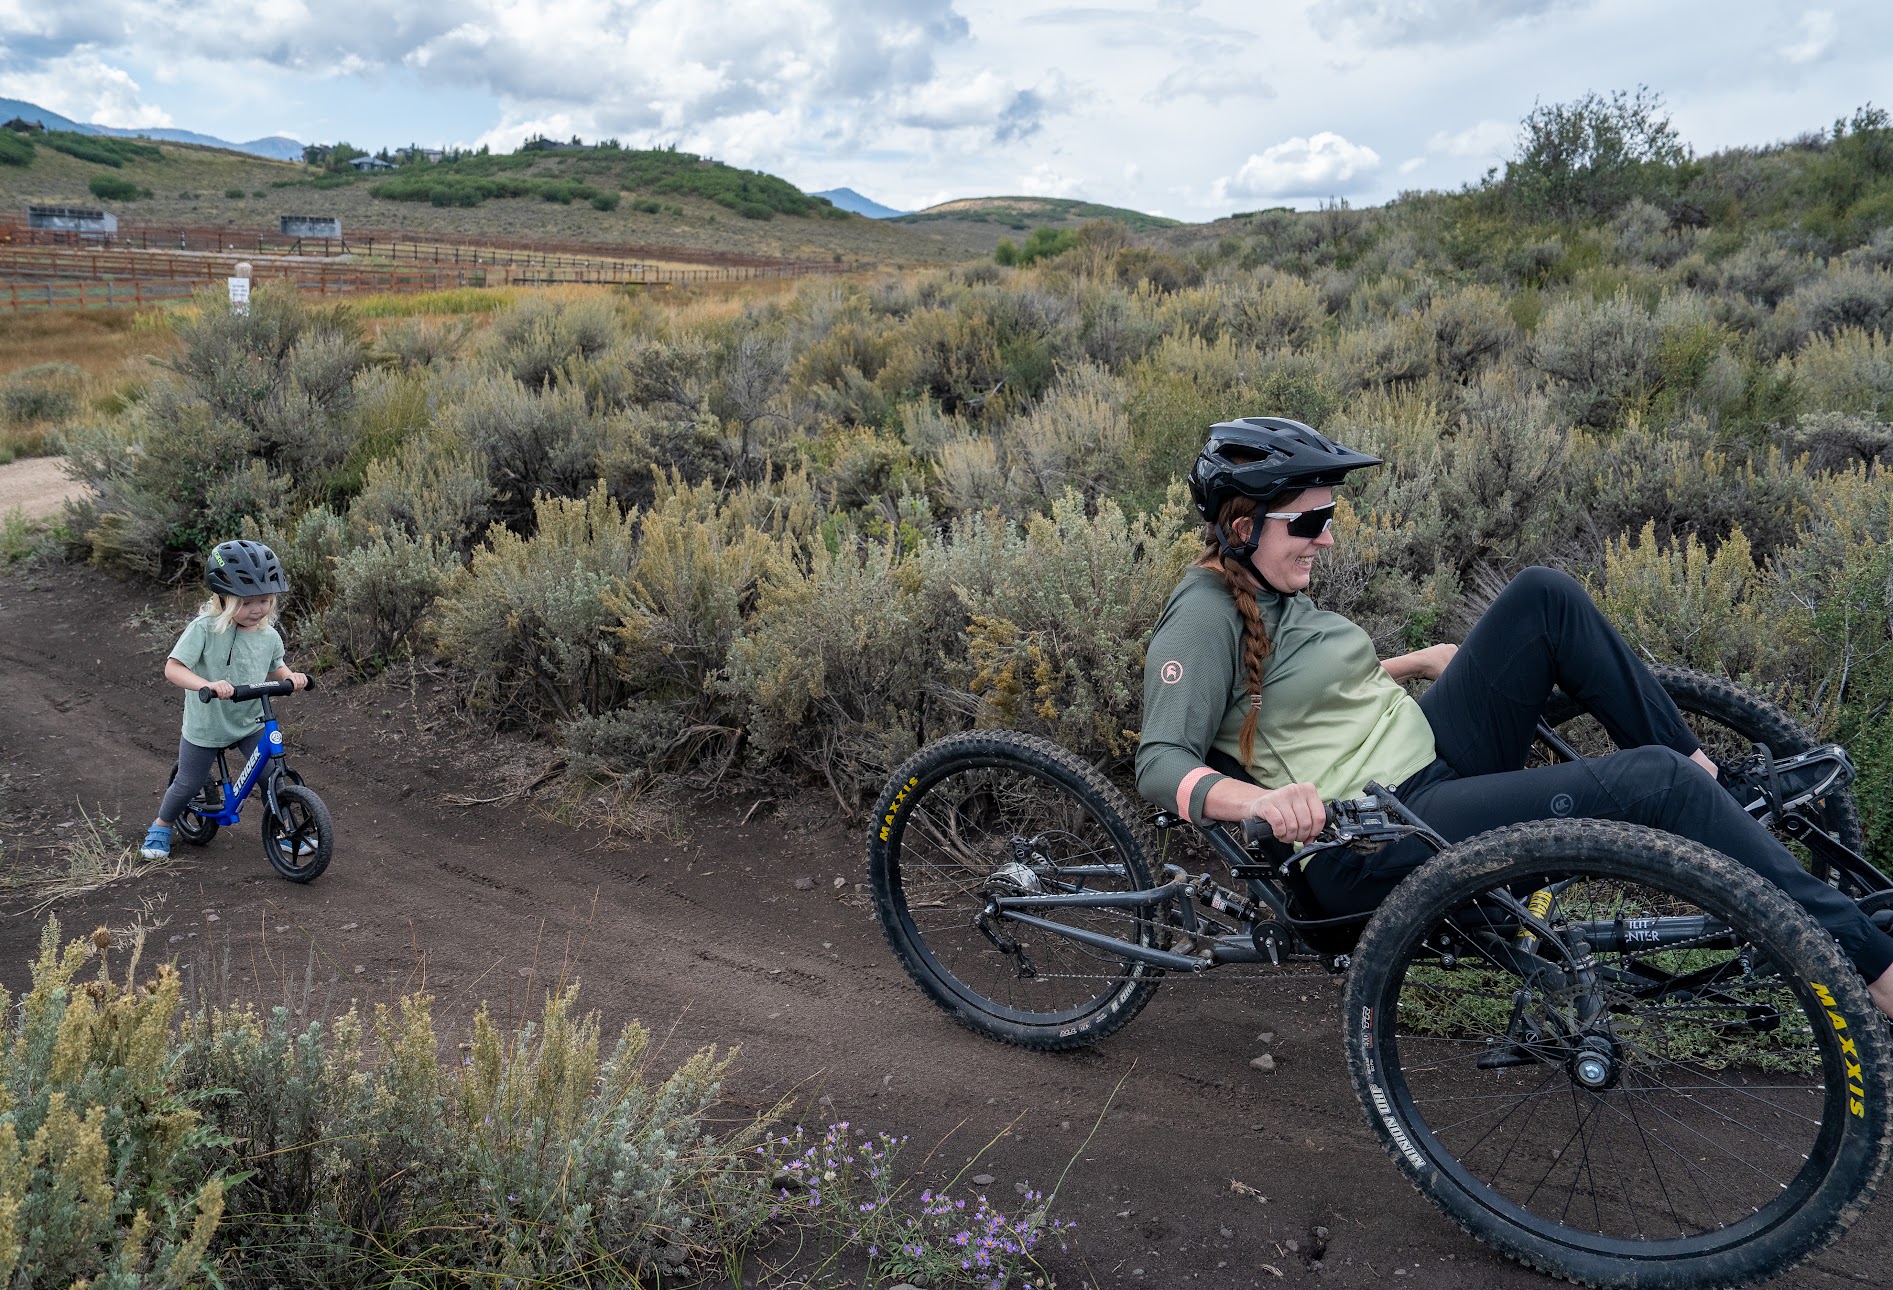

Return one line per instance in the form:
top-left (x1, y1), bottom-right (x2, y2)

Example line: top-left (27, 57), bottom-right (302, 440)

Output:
top-left (140, 824), bottom-right (172, 860)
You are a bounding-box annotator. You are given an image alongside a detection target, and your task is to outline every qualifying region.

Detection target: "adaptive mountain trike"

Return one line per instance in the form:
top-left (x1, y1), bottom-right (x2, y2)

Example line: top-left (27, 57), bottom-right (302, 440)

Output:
top-left (866, 665), bottom-right (1893, 1289)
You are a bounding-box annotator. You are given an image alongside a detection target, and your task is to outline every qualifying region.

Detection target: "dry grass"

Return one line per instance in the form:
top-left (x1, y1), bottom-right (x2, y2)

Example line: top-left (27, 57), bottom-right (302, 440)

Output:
top-left (0, 309), bottom-right (179, 459)
top-left (0, 803), bottom-right (174, 913)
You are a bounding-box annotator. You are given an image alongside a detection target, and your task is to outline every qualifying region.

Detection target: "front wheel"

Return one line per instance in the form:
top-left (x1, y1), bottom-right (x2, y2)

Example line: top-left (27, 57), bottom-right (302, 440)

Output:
top-left (1344, 820), bottom-right (1892, 1289)
top-left (866, 730), bottom-right (1163, 1051)
top-left (262, 782), bottom-right (333, 882)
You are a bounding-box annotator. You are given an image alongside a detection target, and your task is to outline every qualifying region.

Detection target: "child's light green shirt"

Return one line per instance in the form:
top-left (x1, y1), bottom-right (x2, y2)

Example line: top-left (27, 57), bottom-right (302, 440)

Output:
top-left (169, 616), bottom-right (286, 748)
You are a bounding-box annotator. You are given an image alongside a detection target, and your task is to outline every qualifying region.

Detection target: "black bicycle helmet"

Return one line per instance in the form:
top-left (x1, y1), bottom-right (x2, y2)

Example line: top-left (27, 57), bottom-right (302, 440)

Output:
top-left (1188, 416), bottom-right (1383, 522)
top-left (205, 539), bottom-right (289, 596)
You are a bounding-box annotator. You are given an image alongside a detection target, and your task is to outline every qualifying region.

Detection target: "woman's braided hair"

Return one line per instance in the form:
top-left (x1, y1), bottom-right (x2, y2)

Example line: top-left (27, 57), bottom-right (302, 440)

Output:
top-left (1203, 491), bottom-right (1272, 764)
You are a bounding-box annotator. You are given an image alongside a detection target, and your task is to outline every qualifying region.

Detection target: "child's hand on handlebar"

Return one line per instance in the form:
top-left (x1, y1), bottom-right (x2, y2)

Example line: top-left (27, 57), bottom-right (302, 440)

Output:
top-left (208, 680), bottom-right (236, 700)
top-left (1247, 782), bottom-right (1326, 844)
top-left (287, 671), bottom-right (309, 691)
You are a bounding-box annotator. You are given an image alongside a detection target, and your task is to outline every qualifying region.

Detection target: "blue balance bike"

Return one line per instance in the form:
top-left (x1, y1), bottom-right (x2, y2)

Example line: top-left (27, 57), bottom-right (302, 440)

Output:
top-left (167, 678), bottom-right (334, 882)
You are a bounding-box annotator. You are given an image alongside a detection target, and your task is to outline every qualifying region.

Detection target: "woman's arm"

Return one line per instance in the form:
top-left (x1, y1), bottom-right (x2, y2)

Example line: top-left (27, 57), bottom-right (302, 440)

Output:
top-left (1201, 777), bottom-right (1326, 843)
top-left (1380, 642), bottom-right (1458, 683)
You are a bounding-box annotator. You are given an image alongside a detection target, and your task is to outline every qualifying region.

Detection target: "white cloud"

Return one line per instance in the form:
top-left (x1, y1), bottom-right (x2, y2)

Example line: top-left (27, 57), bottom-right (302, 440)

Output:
top-left (0, 50), bottom-right (172, 128)
top-left (1217, 131), bottom-right (1381, 198)
top-left (1311, 0), bottom-right (1588, 47)
top-left (0, 1), bottom-right (1006, 148)
top-left (895, 69), bottom-right (1063, 143)
top-left (1398, 156), bottom-right (1426, 175)
top-left (1427, 119), bottom-right (1514, 160)
top-left (1151, 66), bottom-right (1275, 104)
top-left (1781, 10), bottom-right (1837, 65)
top-left (1018, 162), bottom-right (1081, 197)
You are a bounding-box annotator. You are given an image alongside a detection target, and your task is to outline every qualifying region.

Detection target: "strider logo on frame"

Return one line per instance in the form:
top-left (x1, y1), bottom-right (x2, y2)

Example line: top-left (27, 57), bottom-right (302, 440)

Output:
top-left (1160, 660), bottom-right (1184, 685)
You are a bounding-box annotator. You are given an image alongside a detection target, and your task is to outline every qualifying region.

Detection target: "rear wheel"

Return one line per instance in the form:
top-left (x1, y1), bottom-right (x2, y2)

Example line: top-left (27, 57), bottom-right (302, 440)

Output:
top-left (262, 782), bottom-right (332, 882)
top-left (867, 731), bottom-right (1163, 1050)
top-left (1542, 664), bottom-right (1867, 884)
top-left (1345, 819), bottom-right (1892, 1289)
top-left (165, 763), bottom-right (219, 846)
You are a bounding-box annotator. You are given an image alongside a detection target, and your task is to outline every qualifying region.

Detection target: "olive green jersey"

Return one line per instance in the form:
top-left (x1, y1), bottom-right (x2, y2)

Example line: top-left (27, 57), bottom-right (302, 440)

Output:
top-left (1135, 567), bottom-right (1435, 821)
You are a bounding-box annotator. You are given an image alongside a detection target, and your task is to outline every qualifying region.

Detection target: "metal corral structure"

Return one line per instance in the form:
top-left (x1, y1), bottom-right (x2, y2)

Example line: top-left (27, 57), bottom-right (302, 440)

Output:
top-left (26, 205), bottom-right (117, 235)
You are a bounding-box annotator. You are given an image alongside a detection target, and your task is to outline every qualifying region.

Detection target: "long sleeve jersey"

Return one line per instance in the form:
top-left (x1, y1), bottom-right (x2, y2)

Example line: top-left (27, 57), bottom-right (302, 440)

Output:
top-left (1135, 567), bottom-right (1436, 822)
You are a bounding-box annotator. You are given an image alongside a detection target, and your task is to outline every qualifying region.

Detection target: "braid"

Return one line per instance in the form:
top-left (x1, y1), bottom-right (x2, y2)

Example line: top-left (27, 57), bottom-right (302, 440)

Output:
top-left (1202, 500), bottom-right (1274, 764)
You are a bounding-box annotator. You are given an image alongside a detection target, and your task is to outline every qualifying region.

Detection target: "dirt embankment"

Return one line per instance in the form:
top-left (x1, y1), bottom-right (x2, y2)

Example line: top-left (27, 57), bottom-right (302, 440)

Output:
top-left (0, 566), bottom-right (1886, 1288)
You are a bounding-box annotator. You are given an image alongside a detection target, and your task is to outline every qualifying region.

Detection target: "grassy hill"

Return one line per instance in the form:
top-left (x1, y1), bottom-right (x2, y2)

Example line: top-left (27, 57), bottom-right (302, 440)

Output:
top-left (0, 134), bottom-right (1032, 265)
top-left (896, 195), bottom-right (1180, 234)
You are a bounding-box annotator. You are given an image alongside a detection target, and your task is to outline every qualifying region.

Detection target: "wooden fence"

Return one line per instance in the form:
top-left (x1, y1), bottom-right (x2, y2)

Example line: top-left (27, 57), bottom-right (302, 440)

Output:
top-left (0, 245), bottom-right (831, 311)
top-left (0, 217), bottom-right (845, 275)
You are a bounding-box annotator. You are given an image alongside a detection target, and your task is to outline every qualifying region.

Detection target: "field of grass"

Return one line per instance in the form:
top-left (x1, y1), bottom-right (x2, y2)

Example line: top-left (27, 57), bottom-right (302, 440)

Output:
top-left (0, 308), bottom-right (177, 459)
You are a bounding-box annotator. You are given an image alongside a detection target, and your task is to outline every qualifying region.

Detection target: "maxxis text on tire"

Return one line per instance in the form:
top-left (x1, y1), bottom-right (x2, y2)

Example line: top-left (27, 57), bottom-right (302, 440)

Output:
top-left (1343, 819), bottom-right (1893, 1290)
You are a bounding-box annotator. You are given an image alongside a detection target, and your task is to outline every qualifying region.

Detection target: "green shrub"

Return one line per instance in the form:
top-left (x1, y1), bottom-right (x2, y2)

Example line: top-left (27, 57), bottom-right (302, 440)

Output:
top-left (724, 528), bottom-right (937, 803)
top-left (0, 922), bottom-right (224, 1287)
top-left (937, 488), bottom-right (1196, 770)
top-left (1773, 265), bottom-right (1893, 349)
top-left (65, 286), bottom-right (366, 575)
top-left (1502, 87), bottom-right (1687, 220)
top-left (223, 186), bottom-right (244, 199)
top-left (351, 433), bottom-right (495, 551)
top-left (936, 362), bottom-right (1132, 514)
top-left (434, 482), bottom-right (641, 725)
top-left (1014, 226), bottom-right (1079, 266)
top-left (1595, 523), bottom-right (1777, 676)
top-left (479, 291), bottom-right (624, 389)
top-left (0, 131), bottom-right (32, 166)
top-left (86, 174), bottom-right (147, 201)
top-left (601, 476), bottom-right (788, 725)
top-left (1223, 269), bottom-right (1325, 350)
top-left (319, 531), bottom-right (460, 672)
top-left (43, 131), bottom-right (161, 167)
top-left (180, 973), bottom-right (771, 1285)
top-left (444, 375), bottom-right (602, 524)
top-left (1, 362), bottom-right (82, 424)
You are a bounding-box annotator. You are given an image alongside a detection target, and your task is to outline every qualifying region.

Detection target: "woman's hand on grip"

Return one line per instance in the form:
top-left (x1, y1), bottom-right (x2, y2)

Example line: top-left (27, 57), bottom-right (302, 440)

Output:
top-left (1248, 782), bottom-right (1325, 844)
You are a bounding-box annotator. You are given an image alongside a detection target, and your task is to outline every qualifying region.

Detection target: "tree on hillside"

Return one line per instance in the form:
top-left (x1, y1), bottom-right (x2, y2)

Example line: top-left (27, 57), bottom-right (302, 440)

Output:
top-left (303, 142), bottom-right (367, 172)
top-left (1505, 86), bottom-right (1688, 221)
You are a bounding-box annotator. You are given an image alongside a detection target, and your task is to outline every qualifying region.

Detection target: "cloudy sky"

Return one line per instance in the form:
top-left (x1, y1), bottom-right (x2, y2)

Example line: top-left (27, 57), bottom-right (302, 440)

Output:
top-left (2, 0), bottom-right (1889, 219)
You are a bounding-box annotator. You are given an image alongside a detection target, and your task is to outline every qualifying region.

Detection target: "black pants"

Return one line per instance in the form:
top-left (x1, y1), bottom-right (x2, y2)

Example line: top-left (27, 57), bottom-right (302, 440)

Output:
top-left (1303, 567), bottom-right (1893, 982)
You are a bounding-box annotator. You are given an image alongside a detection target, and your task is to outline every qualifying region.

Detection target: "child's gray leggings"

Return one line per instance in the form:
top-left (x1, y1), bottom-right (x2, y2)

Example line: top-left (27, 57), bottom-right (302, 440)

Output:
top-left (158, 732), bottom-right (262, 824)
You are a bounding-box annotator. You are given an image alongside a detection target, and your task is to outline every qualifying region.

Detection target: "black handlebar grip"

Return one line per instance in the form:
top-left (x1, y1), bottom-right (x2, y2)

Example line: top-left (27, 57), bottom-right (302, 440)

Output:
top-left (198, 686), bottom-right (215, 703)
top-left (1241, 818), bottom-right (1276, 846)
top-left (303, 675), bottom-right (317, 694)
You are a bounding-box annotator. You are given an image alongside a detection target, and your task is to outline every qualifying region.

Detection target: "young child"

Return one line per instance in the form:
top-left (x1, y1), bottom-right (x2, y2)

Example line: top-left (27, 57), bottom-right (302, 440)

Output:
top-left (140, 539), bottom-right (308, 859)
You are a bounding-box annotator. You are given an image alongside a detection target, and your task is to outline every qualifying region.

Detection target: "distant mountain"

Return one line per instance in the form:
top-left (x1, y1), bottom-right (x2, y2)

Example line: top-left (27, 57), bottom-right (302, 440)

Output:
top-left (813, 187), bottom-right (908, 219)
top-left (0, 97), bottom-right (302, 160)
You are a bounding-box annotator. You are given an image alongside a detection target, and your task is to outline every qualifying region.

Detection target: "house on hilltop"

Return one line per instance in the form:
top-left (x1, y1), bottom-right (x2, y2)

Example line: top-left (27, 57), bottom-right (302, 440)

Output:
top-left (349, 155), bottom-right (395, 172)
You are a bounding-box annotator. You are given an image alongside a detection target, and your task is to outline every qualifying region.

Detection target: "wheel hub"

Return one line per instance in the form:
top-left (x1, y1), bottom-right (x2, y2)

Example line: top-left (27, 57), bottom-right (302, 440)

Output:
top-left (1568, 1034), bottom-right (1619, 1090)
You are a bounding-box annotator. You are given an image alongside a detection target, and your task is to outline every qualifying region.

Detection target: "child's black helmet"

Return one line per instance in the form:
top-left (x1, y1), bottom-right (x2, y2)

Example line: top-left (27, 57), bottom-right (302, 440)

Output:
top-left (205, 539), bottom-right (288, 596)
top-left (1188, 417), bottom-right (1383, 521)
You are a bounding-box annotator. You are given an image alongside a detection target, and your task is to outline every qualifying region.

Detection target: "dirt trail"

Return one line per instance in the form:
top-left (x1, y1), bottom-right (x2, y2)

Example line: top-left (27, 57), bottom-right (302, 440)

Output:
top-left (0, 456), bottom-right (88, 521)
top-left (0, 567), bottom-right (1884, 1288)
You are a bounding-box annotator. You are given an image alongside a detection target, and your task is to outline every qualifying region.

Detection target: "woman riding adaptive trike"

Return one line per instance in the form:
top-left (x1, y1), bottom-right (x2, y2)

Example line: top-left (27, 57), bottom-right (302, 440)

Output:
top-left (867, 418), bottom-right (1893, 1290)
